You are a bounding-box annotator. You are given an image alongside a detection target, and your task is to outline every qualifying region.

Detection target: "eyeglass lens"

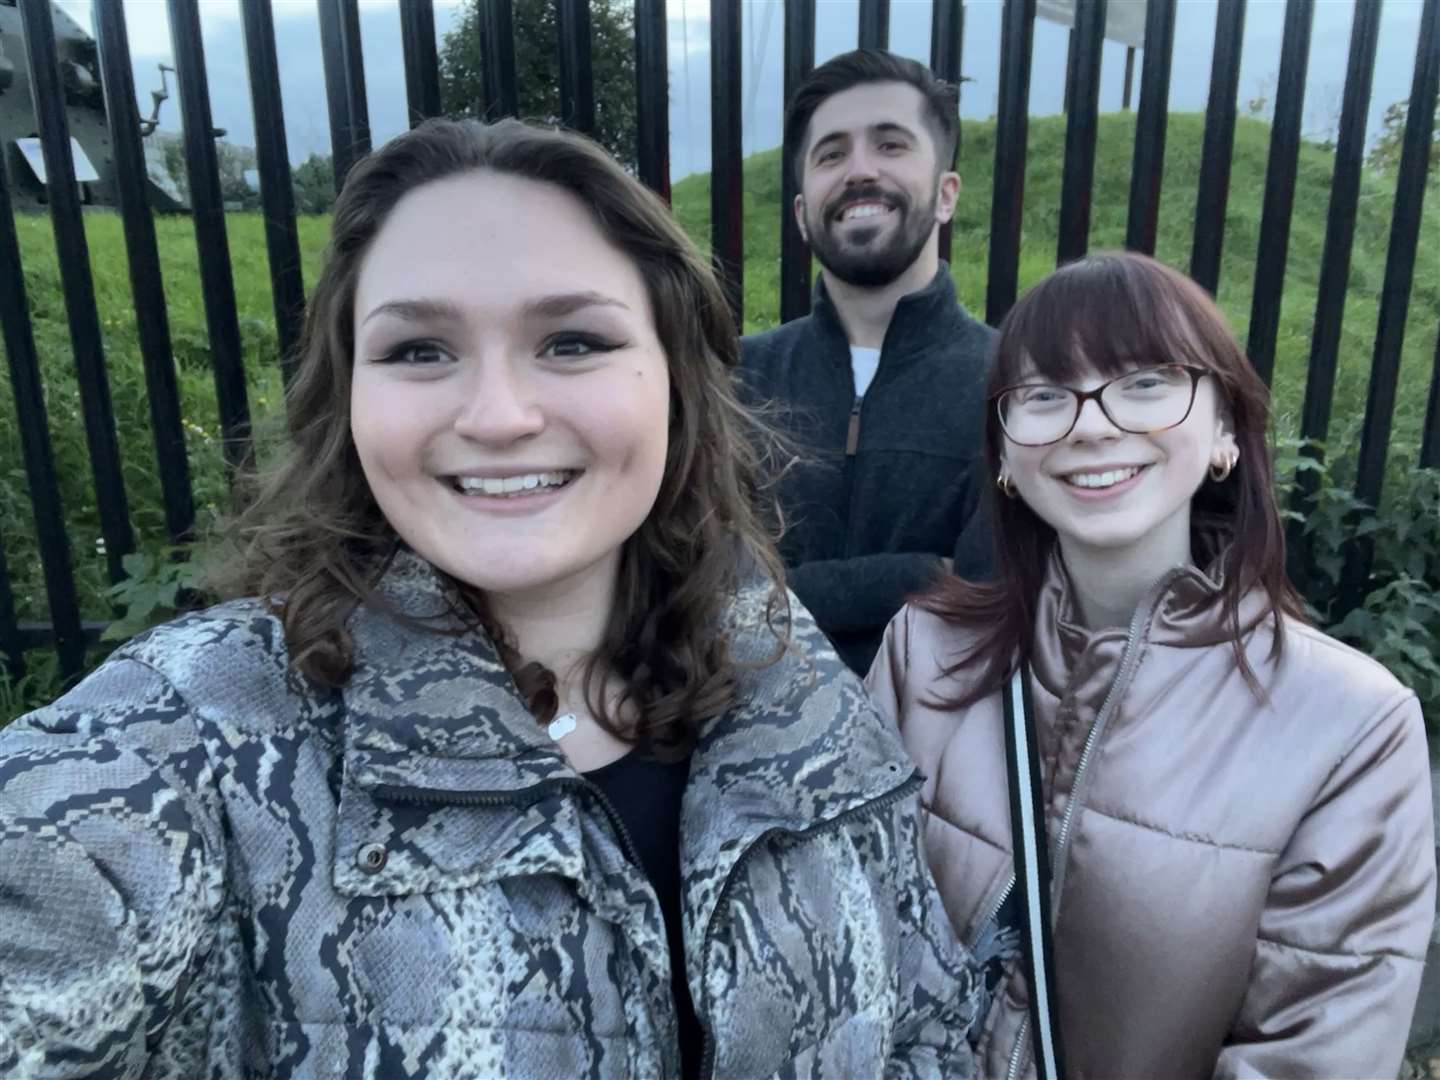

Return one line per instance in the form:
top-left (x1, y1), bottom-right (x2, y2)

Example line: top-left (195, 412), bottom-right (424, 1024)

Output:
top-left (998, 366), bottom-right (1197, 446)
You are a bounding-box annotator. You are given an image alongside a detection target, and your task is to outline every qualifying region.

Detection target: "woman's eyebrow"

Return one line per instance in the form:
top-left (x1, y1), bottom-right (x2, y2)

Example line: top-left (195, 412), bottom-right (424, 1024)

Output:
top-left (523, 291), bottom-right (632, 318)
top-left (359, 297), bottom-right (466, 328)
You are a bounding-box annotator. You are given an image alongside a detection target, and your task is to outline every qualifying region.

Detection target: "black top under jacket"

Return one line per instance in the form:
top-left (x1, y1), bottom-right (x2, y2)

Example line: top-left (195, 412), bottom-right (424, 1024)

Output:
top-left (737, 263), bottom-right (997, 675)
top-left (584, 749), bottom-right (703, 1078)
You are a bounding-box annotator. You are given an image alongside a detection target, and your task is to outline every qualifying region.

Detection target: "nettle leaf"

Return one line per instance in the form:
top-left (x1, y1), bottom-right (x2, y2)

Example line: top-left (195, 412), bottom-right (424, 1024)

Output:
top-left (121, 551), bottom-right (154, 580)
top-left (1315, 552), bottom-right (1345, 585)
top-left (1331, 609), bottom-right (1376, 639)
top-left (100, 620), bottom-right (134, 642)
top-left (157, 580), bottom-right (181, 610)
top-left (1395, 638), bottom-right (1440, 674)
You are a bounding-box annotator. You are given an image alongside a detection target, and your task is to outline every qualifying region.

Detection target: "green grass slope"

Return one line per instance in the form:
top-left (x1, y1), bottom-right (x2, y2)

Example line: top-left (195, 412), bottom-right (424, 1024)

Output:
top-left (1, 111), bottom-right (1436, 631)
top-left (672, 112), bottom-right (1438, 462)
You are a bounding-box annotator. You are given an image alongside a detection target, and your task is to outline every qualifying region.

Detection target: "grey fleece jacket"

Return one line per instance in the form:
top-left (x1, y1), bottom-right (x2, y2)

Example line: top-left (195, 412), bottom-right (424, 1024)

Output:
top-left (737, 264), bottom-right (996, 676)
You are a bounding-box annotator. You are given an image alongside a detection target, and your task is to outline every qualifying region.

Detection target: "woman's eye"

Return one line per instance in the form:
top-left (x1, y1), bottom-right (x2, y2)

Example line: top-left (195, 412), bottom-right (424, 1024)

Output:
top-left (1022, 388), bottom-right (1065, 405)
top-left (378, 343), bottom-right (452, 365)
top-left (1121, 368), bottom-right (1183, 392)
top-left (544, 334), bottom-right (624, 359)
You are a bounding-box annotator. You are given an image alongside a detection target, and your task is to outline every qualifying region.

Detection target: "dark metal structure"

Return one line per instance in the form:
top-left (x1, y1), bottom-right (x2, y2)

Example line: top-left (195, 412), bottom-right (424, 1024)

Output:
top-left (1245, 0), bottom-right (1314, 386)
top-left (1056, 0), bottom-right (1105, 263)
top-left (710, 0), bottom-right (743, 326)
top-left (1, 0), bottom-right (1438, 680)
top-left (1189, 0), bottom-right (1246, 294)
top-left (18, 0), bottom-right (131, 586)
top-left (779, 0), bottom-right (815, 323)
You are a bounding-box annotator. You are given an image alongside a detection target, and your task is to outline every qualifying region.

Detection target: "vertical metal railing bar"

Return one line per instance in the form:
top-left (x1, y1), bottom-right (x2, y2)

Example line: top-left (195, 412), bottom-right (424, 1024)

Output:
top-left (634, 0), bottom-right (671, 201)
top-left (710, 0), bottom-right (744, 328)
top-left (240, 0), bottom-right (306, 387)
top-left (0, 158), bottom-right (86, 678)
top-left (858, 0), bottom-right (890, 51)
top-left (1244, 0), bottom-right (1313, 386)
top-left (1124, 0), bottom-right (1177, 254)
top-left (1121, 46), bottom-right (1135, 110)
top-left (557, 0), bottom-right (597, 135)
top-left (1341, 0), bottom-right (1440, 609)
top-left (318, 0), bottom-right (372, 192)
top-left (1421, 325), bottom-right (1440, 470)
top-left (93, 0), bottom-right (196, 546)
top-left (1056, 0), bottom-right (1106, 265)
top-left (987, 0), bottom-right (1036, 326)
top-left (1190, 0), bottom-right (1246, 294)
top-left (930, 0), bottom-right (962, 266)
top-left (400, 0), bottom-right (442, 125)
top-left (17, 0), bottom-right (133, 585)
top-left (780, 0), bottom-right (815, 323)
top-left (1286, 0), bottom-right (1383, 585)
top-left (480, 0), bottom-right (519, 120)
top-left (167, 0), bottom-right (253, 474)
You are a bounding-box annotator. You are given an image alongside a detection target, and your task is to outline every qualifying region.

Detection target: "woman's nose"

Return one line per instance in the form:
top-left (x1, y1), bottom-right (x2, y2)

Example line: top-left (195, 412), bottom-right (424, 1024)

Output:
top-left (1069, 395), bottom-right (1122, 440)
top-left (451, 359), bottom-right (545, 444)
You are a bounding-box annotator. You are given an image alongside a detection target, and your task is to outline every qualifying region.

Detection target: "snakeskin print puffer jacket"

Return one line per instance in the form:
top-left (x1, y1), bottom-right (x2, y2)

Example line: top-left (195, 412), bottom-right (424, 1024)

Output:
top-left (0, 551), bottom-right (978, 1079)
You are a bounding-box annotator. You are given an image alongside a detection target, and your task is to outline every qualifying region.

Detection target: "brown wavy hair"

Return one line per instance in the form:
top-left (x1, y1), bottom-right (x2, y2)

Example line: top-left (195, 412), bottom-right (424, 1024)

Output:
top-left (212, 118), bottom-right (788, 754)
top-left (922, 251), bottom-right (1307, 706)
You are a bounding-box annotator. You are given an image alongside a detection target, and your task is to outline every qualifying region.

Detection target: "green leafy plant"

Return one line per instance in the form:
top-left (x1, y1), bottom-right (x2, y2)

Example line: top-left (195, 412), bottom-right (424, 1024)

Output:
top-left (103, 549), bottom-right (211, 643)
top-left (1275, 439), bottom-right (1440, 729)
top-left (0, 653), bottom-right (65, 725)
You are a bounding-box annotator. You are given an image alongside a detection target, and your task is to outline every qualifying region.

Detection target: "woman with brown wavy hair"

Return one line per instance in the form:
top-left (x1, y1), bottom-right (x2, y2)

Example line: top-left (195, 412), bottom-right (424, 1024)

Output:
top-left (867, 251), bottom-right (1434, 1078)
top-left (0, 119), bottom-right (976, 1078)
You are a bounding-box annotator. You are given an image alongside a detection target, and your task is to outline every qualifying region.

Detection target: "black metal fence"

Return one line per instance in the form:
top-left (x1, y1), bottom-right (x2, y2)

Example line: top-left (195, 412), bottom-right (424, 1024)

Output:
top-left (1, 0), bottom-right (1438, 682)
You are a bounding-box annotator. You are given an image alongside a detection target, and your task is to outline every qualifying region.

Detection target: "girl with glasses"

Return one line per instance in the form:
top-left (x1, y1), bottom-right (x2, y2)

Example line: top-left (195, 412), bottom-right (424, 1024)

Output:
top-left (0, 119), bottom-right (976, 1078)
top-left (867, 251), bottom-right (1435, 1078)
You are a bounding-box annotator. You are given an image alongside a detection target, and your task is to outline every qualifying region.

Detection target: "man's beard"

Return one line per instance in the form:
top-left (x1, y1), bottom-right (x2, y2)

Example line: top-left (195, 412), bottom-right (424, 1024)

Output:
top-left (805, 181), bottom-right (938, 288)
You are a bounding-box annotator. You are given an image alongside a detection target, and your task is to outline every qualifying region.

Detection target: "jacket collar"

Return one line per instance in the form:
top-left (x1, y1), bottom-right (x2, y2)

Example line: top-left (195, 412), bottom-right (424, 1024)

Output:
top-left (332, 550), bottom-right (916, 905)
top-left (810, 261), bottom-right (968, 361)
top-left (1032, 546), bottom-right (1274, 696)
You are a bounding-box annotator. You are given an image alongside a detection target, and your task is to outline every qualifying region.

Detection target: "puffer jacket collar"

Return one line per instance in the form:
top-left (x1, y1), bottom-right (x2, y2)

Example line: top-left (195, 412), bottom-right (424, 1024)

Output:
top-left (334, 548), bottom-right (920, 936)
top-left (1031, 547), bottom-right (1276, 699)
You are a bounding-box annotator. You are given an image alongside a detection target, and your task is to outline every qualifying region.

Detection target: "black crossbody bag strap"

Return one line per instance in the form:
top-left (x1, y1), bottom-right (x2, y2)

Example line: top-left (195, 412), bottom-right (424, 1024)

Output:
top-left (1002, 663), bottom-right (1068, 1080)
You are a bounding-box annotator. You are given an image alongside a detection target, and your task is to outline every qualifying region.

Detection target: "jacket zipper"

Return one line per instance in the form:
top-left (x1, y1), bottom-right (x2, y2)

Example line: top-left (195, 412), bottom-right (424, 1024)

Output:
top-left (999, 569), bottom-right (1182, 1079)
top-left (373, 777), bottom-right (682, 1073)
top-left (845, 396), bottom-right (862, 456)
top-left (697, 772), bottom-right (923, 1079)
top-left (976, 875), bottom-right (1015, 942)
top-left (1050, 569), bottom-right (1183, 897)
top-left (1005, 1015), bottom-right (1030, 1080)
top-left (374, 777), bottom-right (649, 869)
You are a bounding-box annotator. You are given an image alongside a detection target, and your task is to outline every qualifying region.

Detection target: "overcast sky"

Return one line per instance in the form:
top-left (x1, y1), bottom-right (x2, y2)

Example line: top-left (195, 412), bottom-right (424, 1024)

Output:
top-left (52, 0), bottom-right (1428, 181)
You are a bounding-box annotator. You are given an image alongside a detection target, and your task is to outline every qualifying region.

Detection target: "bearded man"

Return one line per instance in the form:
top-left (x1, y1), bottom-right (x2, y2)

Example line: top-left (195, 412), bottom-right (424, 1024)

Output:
top-left (739, 49), bottom-right (996, 675)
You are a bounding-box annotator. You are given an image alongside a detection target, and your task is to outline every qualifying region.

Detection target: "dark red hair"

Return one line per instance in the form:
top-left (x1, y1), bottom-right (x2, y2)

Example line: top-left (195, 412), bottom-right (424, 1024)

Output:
top-left (921, 251), bottom-right (1308, 705)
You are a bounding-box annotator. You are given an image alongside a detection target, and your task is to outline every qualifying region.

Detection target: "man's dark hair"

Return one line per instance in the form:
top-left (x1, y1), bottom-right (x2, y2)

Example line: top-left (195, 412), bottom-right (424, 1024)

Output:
top-left (784, 49), bottom-right (959, 184)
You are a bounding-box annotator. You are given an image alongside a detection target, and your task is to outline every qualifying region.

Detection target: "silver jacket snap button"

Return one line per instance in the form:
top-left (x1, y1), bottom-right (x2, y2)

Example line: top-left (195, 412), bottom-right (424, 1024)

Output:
top-left (356, 842), bottom-right (388, 874)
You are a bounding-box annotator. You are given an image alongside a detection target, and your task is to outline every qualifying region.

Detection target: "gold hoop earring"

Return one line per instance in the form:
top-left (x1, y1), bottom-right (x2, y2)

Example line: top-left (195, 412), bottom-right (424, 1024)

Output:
top-left (997, 471), bottom-right (1018, 498)
top-left (1209, 456), bottom-right (1235, 483)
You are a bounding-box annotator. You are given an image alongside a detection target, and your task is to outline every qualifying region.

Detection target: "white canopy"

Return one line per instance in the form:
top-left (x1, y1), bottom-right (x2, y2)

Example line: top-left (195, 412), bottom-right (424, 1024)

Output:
top-left (1035, 0), bottom-right (1148, 50)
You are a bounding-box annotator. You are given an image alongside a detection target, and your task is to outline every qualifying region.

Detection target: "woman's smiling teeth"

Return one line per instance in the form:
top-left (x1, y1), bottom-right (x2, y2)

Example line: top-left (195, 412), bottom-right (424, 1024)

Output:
top-left (1062, 465), bottom-right (1146, 489)
top-left (451, 470), bottom-right (577, 497)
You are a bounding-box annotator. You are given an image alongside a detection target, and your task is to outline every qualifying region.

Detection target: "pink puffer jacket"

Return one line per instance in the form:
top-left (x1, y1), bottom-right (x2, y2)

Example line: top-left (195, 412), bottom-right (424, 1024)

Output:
top-left (867, 557), bottom-right (1435, 1079)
